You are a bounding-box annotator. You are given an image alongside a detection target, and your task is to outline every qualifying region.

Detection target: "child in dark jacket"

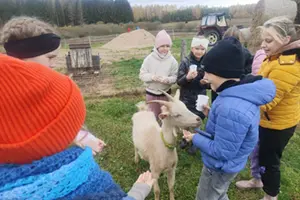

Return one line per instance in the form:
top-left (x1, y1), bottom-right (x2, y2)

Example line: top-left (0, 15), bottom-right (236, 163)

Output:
top-left (177, 36), bottom-right (209, 154)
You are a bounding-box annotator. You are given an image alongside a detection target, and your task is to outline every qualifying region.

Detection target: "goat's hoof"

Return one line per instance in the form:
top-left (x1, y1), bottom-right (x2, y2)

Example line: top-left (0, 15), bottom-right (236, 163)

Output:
top-left (154, 193), bottom-right (160, 200)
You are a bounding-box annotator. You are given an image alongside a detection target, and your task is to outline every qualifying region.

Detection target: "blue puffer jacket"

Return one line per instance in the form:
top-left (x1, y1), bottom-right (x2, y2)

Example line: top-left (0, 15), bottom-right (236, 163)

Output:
top-left (193, 77), bottom-right (276, 173)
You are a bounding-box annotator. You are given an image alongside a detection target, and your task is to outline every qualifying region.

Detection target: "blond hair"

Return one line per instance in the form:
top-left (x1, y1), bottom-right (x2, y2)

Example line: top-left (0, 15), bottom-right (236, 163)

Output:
top-left (261, 16), bottom-right (297, 44)
top-left (1, 16), bottom-right (57, 43)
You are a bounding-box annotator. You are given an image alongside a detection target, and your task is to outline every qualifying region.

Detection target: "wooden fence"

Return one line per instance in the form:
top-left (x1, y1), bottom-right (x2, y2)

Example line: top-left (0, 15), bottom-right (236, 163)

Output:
top-left (65, 30), bottom-right (198, 45)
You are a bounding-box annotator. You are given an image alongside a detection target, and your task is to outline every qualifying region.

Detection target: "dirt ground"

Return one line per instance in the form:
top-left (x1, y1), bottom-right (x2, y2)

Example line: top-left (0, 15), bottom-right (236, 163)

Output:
top-left (56, 45), bottom-right (151, 68)
top-left (71, 63), bottom-right (115, 97)
top-left (69, 62), bottom-right (145, 98)
top-left (57, 47), bottom-right (151, 97)
top-left (56, 19), bottom-right (252, 97)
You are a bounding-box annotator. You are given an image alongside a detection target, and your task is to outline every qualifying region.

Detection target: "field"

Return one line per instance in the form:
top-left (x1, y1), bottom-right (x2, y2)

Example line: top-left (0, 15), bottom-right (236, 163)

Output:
top-left (1, 17), bottom-right (299, 199)
top-left (77, 38), bottom-right (299, 199)
top-left (84, 94), bottom-right (300, 200)
top-left (57, 18), bottom-right (252, 38)
top-left (59, 37), bottom-right (193, 97)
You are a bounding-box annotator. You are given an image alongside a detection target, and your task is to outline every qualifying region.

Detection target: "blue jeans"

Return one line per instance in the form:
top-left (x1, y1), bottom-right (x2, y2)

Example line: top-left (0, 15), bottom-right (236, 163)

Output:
top-left (250, 142), bottom-right (261, 179)
top-left (196, 166), bottom-right (237, 200)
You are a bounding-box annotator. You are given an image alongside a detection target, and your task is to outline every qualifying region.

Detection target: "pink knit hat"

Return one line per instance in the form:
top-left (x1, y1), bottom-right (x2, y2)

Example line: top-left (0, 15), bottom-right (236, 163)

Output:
top-left (155, 30), bottom-right (172, 48)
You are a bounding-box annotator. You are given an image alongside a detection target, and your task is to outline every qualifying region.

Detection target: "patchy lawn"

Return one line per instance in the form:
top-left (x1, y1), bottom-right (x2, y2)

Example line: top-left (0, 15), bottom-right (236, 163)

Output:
top-left (110, 59), bottom-right (143, 90)
top-left (84, 96), bottom-right (300, 200)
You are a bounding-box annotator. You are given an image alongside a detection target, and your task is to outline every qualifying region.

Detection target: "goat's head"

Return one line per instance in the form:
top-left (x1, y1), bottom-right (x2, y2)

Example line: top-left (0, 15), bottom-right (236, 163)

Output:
top-left (148, 89), bottom-right (202, 128)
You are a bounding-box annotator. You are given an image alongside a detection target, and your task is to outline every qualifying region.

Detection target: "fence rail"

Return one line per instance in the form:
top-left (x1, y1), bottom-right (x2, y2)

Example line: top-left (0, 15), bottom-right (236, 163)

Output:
top-left (65, 30), bottom-right (198, 45)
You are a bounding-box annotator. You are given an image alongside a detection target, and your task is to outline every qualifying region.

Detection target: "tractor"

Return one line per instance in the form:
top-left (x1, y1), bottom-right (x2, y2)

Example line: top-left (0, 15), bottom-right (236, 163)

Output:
top-left (198, 12), bottom-right (243, 46)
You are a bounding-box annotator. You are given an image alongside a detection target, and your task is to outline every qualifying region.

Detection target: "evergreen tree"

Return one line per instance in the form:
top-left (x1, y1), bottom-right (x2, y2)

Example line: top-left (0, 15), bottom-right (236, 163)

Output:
top-left (113, 0), bottom-right (134, 24)
top-left (0, 0), bottom-right (255, 27)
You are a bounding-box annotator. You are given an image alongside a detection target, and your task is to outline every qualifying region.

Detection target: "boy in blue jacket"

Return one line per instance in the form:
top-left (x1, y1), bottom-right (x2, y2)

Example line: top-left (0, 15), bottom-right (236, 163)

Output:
top-left (183, 37), bottom-right (276, 200)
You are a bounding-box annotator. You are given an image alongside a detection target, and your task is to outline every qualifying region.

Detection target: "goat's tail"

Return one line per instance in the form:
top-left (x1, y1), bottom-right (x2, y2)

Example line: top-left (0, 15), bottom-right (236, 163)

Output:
top-left (136, 101), bottom-right (148, 111)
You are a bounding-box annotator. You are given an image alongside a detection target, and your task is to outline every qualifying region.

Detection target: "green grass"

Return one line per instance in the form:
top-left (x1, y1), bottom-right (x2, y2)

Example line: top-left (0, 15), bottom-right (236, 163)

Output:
top-left (91, 42), bottom-right (104, 48)
top-left (171, 37), bottom-right (193, 61)
top-left (0, 45), bottom-right (5, 53)
top-left (106, 37), bottom-right (208, 90)
top-left (172, 37), bottom-right (193, 51)
top-left (171, 37), bottom-right (212, 61)
top-left (85, 97), bottom-right (300, 200)
top-left (110, 58), bottom-right (144, 90)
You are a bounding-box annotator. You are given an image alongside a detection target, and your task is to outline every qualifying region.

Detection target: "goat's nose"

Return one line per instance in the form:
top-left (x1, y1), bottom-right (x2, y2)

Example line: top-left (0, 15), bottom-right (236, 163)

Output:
top-left (196, 117), bottom-right (201, 122)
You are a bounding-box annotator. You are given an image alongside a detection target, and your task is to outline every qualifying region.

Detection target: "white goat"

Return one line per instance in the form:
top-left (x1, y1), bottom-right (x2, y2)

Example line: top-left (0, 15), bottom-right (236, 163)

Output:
top-left (132, 89), bottom-right (202, 200)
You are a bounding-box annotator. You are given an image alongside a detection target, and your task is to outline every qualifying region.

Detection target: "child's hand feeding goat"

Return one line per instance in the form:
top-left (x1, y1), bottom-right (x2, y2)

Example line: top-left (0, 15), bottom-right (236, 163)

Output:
top-left (132, 89), bottom-right (202, 200)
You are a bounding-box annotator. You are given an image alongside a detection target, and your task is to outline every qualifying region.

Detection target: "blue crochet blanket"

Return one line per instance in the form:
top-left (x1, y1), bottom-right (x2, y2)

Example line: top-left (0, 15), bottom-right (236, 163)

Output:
top-left (0, 147), bottom-right (128, 200)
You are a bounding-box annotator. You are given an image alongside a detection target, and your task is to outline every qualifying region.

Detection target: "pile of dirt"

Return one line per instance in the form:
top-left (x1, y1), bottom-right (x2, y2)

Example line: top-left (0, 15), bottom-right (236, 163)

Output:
top-left (102, 29), bottom-right (155, 51)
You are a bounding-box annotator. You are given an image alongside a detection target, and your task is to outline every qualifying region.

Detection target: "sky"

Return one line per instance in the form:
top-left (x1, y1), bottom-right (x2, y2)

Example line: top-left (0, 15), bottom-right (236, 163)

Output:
top-left (129, 0), bottom-right (259, 7)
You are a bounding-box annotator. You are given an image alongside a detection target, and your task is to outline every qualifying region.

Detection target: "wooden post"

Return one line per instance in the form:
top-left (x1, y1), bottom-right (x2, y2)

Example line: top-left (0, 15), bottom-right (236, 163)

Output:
top-left (180, 39), bottom-right (187, 62)
top-left (69, 43), bottom-right (93, 69)
top-left (63, 39), bottom-right (67, 49)
top-left (172, 29), bottom-right (175, 40)
top-left (88, 36), bottom-right (91, 46)
top-left (66, 42), bottom-right (101, 75)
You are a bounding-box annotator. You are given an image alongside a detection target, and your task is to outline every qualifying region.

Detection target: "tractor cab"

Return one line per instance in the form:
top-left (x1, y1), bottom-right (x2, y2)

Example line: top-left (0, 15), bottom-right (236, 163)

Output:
top-left (198, 12), bottom-right (230, 46)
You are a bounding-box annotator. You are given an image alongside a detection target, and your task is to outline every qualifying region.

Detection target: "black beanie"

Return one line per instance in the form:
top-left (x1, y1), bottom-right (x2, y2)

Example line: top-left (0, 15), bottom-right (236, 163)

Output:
top-left (202, 37), bottom-right (245, 78)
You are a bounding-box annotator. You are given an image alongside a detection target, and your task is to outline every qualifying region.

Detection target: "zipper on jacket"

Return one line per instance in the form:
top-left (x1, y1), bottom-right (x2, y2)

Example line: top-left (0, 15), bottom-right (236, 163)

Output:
top-left (264, 112), bottom-right (271, 121)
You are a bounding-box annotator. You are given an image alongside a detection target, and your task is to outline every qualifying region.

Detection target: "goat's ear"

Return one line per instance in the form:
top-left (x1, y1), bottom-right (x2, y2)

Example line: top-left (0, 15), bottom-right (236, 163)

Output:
top-left (160, 105), bottom-right (169, 113)
top-left (174, 89), bottom-right (180, 100)
top-left (159, 111), bottom-right (169, 120)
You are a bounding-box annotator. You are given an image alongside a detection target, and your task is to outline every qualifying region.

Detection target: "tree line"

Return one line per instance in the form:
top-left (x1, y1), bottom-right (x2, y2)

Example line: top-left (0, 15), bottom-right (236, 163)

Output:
top-left (0, 0), bottom-right (133, 26)
top-left (133, 4), bottom-right (256, 23)
top-left (0, 0), bottom-right (255, 27)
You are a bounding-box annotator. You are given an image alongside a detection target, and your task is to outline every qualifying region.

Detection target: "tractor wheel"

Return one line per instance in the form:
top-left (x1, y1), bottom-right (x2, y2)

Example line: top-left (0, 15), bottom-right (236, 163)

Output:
top-left (204, 30), bottom-right (220, 46)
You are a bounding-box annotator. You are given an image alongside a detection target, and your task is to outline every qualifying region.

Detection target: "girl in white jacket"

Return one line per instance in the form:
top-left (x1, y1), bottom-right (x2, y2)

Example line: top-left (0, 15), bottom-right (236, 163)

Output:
top-left (139, 30), bottom-right (178, 119)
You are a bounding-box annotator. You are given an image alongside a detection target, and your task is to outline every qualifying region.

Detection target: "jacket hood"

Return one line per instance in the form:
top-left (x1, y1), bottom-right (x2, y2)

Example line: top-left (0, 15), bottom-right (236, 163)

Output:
top-left (219, 75), bottom-right (276, 106)
top-left (151, 47), bottom-right (171, 61)
top-left (275, 39), bottom-right (300, 55)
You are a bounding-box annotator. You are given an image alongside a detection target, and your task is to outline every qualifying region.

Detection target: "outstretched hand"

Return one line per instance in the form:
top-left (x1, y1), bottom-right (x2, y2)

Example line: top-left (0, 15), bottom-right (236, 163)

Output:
top-left (182, 130), bottom-right (195, 142)
top-left (135, 171), bottom-right (155, 187)
top-left (74, 131), bottom-right (106, 155)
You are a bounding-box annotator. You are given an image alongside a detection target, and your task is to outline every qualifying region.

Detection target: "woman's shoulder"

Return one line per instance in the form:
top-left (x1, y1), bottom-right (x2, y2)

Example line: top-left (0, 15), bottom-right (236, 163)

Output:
top-left (264, 53), bottom-right (300, 78)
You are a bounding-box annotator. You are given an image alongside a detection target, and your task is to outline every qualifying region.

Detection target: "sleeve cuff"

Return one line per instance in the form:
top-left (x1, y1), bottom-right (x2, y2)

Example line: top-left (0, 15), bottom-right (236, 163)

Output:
top-left (192, 132), bottom-right (212, 153)
top-left (127, 183), bottom-right (151, 200)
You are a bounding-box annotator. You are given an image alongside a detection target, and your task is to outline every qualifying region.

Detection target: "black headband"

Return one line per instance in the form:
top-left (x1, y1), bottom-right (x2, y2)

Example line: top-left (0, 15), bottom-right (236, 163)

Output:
top-left (4, 33), bottom-right (61, 59)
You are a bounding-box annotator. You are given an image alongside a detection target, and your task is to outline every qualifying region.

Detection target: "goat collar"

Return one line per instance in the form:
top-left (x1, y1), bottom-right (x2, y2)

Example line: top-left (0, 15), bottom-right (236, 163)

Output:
top-left (160, 131), bottom-right (176, 150)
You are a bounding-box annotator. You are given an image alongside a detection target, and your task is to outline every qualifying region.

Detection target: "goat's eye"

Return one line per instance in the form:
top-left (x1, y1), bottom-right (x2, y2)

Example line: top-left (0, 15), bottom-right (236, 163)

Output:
top-left (173, 114), bottom-right (181, 118)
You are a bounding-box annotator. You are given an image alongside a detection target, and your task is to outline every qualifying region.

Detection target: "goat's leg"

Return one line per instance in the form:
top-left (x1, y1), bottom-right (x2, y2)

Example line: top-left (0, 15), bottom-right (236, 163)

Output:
top-left (153, 175), bottom-right (160, 200)
top-left (167, 167), bottom-right (176, 200)
top-left (151, 166), bottom-right (161, 200)
top-left (134, 147), bottom-right (140, 164)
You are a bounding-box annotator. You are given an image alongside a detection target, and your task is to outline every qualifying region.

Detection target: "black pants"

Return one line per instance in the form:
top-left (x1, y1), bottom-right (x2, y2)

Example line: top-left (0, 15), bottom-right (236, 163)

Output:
top-left (259, 125), bottom-right (296, 197)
